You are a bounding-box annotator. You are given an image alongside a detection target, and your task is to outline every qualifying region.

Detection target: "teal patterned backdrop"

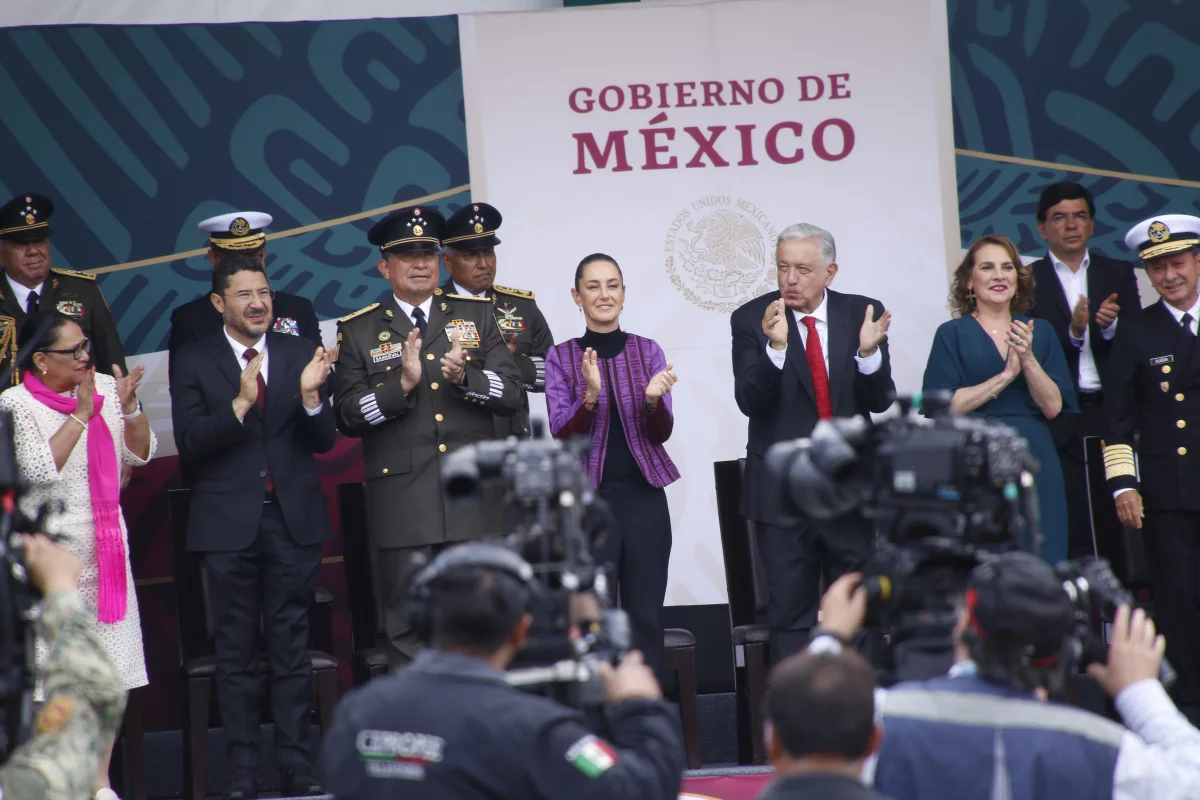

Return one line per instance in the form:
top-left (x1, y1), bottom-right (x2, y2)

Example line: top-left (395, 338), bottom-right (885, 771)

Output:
top-left (951, 0), bottom-right (1200, 260)
top-left (0, 16), bottom-right (469, 357)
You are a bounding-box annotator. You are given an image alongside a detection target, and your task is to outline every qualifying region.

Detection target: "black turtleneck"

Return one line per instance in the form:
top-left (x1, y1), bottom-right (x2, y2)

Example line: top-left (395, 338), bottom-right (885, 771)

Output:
top-left (576, 328), bottom-right (646, 486)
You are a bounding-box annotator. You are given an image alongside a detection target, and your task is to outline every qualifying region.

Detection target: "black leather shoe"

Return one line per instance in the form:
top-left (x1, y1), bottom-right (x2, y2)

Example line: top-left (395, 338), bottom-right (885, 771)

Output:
top-left (222, 768), bottom-right (258, 800)
top-left (280, 764), bottom-right (325, 797)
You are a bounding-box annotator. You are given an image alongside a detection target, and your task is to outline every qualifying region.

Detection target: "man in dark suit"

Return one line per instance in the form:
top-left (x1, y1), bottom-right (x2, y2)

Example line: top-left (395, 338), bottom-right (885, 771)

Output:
top-left (170, 252), bottom-right (336, 799)
top-left (439, 202), bottom-right (553, 439)
top-left (757, 649), bottom-right (887, 800)
top-left (332, 205), bottom-right (521, 668)
top-left (731, 223), bottom-right (894, 664)
top-left (1104, 214), bottom-right (1200, 722)
top-left (1029, 182), bottom-right (1140, 558)
top-left (168, 210), bottom-right (322, 375)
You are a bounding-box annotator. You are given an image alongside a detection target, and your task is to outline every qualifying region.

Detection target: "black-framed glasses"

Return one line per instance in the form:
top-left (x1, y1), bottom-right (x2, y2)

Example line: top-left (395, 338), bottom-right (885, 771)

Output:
top-left (40, 339), bottom-right (90, 360)
top-left (225, 288), bottom-right (275, 303)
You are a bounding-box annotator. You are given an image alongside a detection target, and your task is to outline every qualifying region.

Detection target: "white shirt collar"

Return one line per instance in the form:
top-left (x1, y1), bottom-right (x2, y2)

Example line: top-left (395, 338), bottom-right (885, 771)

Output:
top-left (1165, 295), bottom-right (1200, 326)
top-left (6, 273), bottom-right (44, 312)
top-left (393, 294), bottom-right (434, 322)
top-left (224, 327), bottom-right (266, 360)
top-left (791, 291), bottom-right (829, 324)
top-left (452, 281), bottom-right (486, 298)
top-left (1049, 248), bottom-right (1090, 275)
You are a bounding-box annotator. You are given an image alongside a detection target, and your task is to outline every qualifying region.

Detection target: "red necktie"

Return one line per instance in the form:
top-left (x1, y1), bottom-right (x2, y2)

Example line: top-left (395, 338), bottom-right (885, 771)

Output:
top-left (800, 316), bottom-right (833, 420)
top-left (243, 348), bottom-right (273, 491)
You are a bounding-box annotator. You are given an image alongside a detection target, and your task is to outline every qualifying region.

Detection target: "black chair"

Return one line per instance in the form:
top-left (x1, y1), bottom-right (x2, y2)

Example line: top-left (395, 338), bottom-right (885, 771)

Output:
top-left (714, 459), bottom-right (770, 765)
top-left (662, 628), bottom-right (702, 769)
top-left (337, 482), bottom-right (389, 685)
top-left (168, 489), bottom-right (339, 800)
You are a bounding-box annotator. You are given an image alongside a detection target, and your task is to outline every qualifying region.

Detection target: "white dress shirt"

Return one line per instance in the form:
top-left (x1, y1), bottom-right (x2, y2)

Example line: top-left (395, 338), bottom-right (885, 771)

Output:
top-left (225, 328), bottom-right (323, 417)
top-left (1051, 249), bottom-right (1116, 392)
top-left (393, 294), bottom-right (434, 328)
top-left (764, 291), bottom-right (882, 375)
top-left (452, 281), bottom-right (486, 298)
top-left (6, 273), bottom-right (44, 313)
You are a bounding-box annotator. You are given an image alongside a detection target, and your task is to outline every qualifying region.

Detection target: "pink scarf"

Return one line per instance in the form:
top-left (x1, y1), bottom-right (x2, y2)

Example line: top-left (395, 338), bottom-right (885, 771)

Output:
top-left (24, 372), bottom-right (126, 623)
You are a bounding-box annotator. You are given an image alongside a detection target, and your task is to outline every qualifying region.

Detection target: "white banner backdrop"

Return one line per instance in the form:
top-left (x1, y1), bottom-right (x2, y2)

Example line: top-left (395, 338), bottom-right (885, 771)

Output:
top-left (462, 0), bottom-right (957, 605)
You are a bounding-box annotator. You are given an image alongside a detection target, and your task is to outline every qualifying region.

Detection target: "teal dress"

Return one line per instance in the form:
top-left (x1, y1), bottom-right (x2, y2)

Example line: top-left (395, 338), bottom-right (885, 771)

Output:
top-left (922, 315), bottom-right (1078, 564)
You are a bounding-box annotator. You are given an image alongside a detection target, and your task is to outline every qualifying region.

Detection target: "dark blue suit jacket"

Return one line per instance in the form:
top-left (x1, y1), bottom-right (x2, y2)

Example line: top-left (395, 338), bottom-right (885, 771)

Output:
top-left (731, 289), bottom-right (895, 521)
top-left (170, 329), bottom-right (335, 551)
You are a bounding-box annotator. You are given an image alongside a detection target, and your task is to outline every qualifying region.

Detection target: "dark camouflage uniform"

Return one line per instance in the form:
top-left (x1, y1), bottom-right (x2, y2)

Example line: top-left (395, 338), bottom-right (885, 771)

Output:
top-left (0, 592), bottom-right (125, 800)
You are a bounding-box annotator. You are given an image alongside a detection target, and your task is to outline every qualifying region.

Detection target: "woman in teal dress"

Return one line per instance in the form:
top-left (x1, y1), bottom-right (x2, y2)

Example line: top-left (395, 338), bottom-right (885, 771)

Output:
top-left (923, 234), bottom-right (1077, 564)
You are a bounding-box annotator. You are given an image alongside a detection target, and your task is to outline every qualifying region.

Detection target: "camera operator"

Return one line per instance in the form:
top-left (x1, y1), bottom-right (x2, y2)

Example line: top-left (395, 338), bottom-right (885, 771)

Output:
top-left (810, 554), bottom-right (1200, 799)
top-left (0, 534), bottom-right (126, 800)
top-left (321, 543), bottom-right (686, 799)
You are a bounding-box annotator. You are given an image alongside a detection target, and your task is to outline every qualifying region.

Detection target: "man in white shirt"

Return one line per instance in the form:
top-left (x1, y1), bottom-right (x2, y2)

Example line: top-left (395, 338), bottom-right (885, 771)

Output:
top-left (1029, 182), bottom-right (1140, 559)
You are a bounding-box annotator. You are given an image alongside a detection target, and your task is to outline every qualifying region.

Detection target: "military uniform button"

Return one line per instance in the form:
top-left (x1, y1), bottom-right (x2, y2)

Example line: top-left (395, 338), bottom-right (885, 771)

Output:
top-left (1180, 447), bottom-right (1188, 456)
top-left (435, 414), bottom-right (444, 422)
top-left (438, 444), bottom-right (447, 453)
top-left (1164, 365), bottom-right (1173, 374)
top-left (1178, 393), bottom-right (1186, 401)
top-left (465, 355), bottom-right (472, 362)
top-left (386, 365), bottom-right (392, 371)
top-left (431, 382), bottom-right (439, 390)
top-left (1179, 420), bottom-right (1187, 429)
top-left (376, 383), bottom-right (384, 388)
top-left (382, 468), bottom-right (389, 474)
top-left (426, 353), bottom-right (435, 361)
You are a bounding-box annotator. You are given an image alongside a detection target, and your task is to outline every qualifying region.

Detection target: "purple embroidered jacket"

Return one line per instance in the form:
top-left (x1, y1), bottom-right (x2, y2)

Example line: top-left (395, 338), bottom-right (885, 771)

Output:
top-left (545, 334), bottom-right (680, 489)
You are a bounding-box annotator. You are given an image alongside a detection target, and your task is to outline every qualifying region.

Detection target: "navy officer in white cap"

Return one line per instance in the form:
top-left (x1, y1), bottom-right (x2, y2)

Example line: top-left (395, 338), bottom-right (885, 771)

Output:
top-left (1104, 213), bottom-right (1200, 723)
top-left (167, 211), bottom-right (321, 372)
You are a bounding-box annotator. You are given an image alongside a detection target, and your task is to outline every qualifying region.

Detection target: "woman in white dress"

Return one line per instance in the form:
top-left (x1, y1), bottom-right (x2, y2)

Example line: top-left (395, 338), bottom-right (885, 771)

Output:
top-left (0, 311), bottom-right (154, 800)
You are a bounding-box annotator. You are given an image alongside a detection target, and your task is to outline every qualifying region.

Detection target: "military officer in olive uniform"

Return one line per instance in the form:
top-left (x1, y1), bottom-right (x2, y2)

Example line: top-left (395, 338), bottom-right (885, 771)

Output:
top-left (1104, 213), bottom-right (1200, 722)
top-left (440, 202), bottom-right (553, 439)
top-left (0, 193), bottom-right (127, 385)
top-left (332, 205), bottom-right (521, 667)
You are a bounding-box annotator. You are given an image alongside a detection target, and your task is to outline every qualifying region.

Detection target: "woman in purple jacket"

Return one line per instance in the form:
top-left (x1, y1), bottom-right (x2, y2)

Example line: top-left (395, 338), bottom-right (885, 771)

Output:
top-left (546, 253), bottom-right (680, 677)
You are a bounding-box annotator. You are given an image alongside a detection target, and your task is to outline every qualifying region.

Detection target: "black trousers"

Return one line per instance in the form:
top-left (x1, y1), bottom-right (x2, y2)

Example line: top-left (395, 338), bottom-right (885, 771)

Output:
top-left (757, 516), bottom-right (872, 665)
top-left (375, 543), bottom-right (445, 670)
top-left (201, 503), bottom-right (322, 771)
top-left (1142, 510), bottom-right (1200, 707)
top-left (1059, 399), bottom-right (1108, 559)
top-left (596, 481), bottom-right (672, 679)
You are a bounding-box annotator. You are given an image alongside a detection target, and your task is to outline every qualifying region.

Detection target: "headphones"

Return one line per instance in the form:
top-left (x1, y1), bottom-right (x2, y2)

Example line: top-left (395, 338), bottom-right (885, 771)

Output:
top-left (407, 543), bottom-right (538, 644)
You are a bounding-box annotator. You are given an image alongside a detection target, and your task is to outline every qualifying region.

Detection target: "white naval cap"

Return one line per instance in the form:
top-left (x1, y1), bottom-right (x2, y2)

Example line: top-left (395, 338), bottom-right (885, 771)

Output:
top-left (198, 211), bottom-right (273, 252)
top-left (1124, 214), bottom-right (1200, 263)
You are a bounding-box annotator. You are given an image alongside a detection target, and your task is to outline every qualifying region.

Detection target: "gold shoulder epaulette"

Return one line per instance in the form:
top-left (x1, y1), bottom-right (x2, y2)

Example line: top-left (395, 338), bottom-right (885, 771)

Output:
top-left (50, 268), bottom-right (96, 281)
top-left (338, 303), bottom-right (379, 323)
top-left (492, 284), bottom-right (535, 300)
top-left (446, 293), bottom-right (491, 302)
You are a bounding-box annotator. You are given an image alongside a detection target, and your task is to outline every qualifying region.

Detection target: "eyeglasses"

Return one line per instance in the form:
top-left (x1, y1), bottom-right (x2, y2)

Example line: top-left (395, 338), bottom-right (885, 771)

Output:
top-left (40, 339), bottom-right (90, 361)
top-left (1048, 212), bottom-right (1092, 226)
top-left (225, 288), bottom-right (274, 303)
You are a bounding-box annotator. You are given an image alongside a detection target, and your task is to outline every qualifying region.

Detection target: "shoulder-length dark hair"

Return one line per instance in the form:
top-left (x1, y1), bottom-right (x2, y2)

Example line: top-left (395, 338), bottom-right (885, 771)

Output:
top-left (16, 311), bottom-right (75, 374)
top-left (949, 234), bottom-right (1034, 318)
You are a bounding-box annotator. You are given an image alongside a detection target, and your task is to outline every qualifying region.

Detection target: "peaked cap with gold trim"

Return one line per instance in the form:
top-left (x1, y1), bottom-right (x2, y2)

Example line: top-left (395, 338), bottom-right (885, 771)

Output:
top-left (200, 211), bottom-right (272, 252)
top-left (0, 193), bottom-right (54, 243)
top-left (1125, 214), bottom-right (1200, 264)
top-left (368, 206), bottom-right (445, 254)
top-left (443, 202), bottom-right (502, 251)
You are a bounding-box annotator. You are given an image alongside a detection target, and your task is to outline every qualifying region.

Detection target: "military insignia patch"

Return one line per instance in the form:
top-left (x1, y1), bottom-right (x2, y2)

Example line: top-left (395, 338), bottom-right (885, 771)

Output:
top-left (379, 332), bottom-right (391, 342)
top-left (35, 696), bottom-right (75, 736)
top-left (565, 735), bottom-right (617, 778)
top-left (230, 217), bottom-right (250, 236)
top-left (272, 317), bottom-right (300, 336)
top-left (1149, 220), bottom-right (1170, 242)
top-left (1162, 382), bottom-right (1170, 392)
top-left (474, 222), bottom-right (484, 234)
top-left (496, 304), bottom-right (526, 333)
top-left (445, 319), bottom-right (481, 348)
top-left (330, 344), bottom-right (340, 363)
top-left (56, 300), bottom-right (84, 317)
top-left (24, 214), bottom-right (34, 226)
top-left (440, 302), bottom-right (449, 313)
top-left (1151, 355), bottom-right (1175, 365)
top-left (370, 342), bottom-right (404, 363)
top-left (413, 224), bottom-right (424, 237)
